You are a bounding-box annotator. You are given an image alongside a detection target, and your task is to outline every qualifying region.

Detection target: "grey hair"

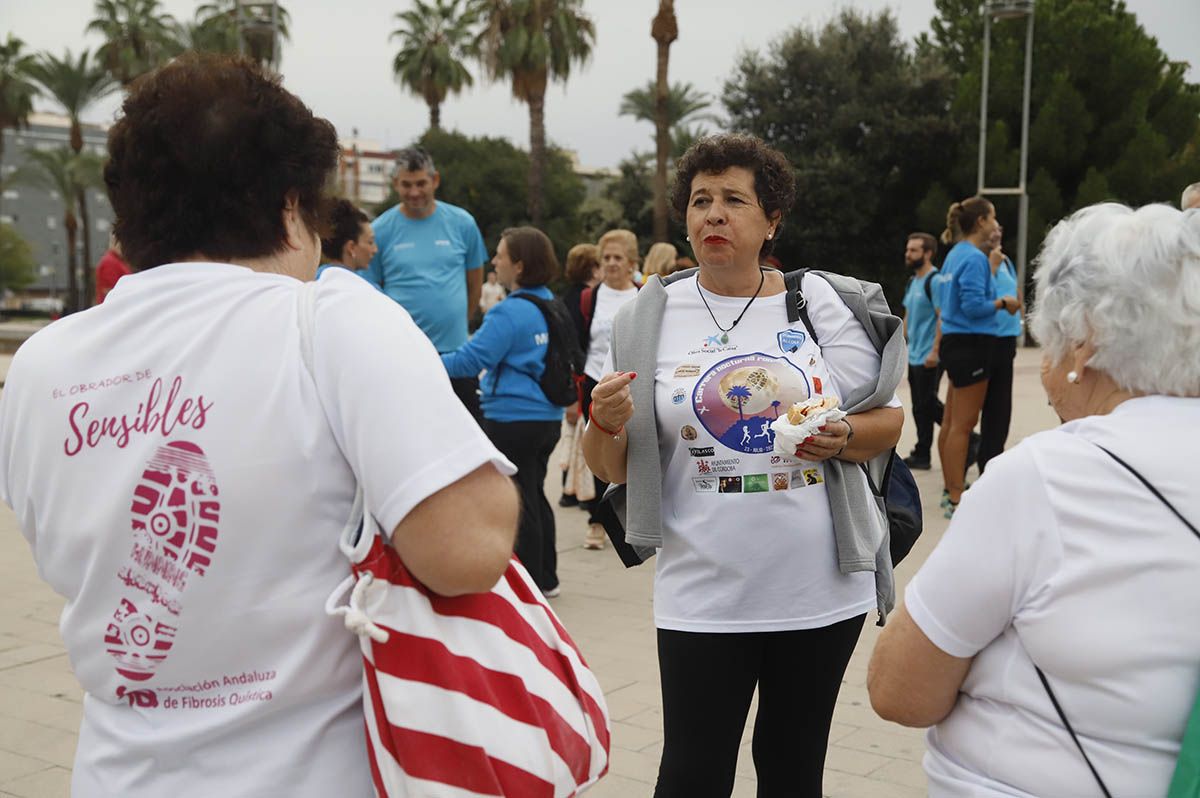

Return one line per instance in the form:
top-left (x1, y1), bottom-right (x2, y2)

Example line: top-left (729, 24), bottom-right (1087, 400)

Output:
top-left (1183, 182), bottom-right (1200, 210)
top-left (1029, 203), bottom-right (1200, 396)
top-left (392, 146), bottom-right (436, 177)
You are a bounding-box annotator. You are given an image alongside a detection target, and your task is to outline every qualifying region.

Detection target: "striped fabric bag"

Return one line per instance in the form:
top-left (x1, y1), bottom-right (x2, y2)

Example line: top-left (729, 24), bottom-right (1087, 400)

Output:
top-left (326, 491), bottom-right (611, 798)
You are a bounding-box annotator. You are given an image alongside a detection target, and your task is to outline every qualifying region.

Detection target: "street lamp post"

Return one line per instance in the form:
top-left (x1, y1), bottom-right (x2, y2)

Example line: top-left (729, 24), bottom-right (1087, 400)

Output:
top-left (236, 1), bottom-right (281, 72)
top-left (977, 0), bottom-right (1035, 343)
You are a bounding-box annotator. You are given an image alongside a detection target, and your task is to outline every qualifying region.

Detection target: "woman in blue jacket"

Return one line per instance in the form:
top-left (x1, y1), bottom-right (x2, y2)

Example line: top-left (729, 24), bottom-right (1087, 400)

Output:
top-left (935, 198), bottom-right (1019, 515)
top-left (442, 227), bottom-right (565, 595)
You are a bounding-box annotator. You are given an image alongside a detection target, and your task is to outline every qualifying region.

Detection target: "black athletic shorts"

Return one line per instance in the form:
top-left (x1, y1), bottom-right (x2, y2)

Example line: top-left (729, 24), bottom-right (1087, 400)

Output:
top-left (940, 333), bottom-right (994, 387)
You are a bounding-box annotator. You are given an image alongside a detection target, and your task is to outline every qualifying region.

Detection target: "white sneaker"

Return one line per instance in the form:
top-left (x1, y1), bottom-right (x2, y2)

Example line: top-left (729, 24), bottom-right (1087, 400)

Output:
top-left (542, 586), bottom-right (561, 598)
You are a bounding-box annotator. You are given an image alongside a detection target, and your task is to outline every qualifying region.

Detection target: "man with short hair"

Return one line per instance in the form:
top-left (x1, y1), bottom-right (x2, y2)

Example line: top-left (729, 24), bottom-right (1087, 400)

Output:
top-left (901, 232), bottom-right (944, 470)
top-left (1182, 182), bottom-right (1200, 210)
top-left (363, 147), bottom-right (488, 417)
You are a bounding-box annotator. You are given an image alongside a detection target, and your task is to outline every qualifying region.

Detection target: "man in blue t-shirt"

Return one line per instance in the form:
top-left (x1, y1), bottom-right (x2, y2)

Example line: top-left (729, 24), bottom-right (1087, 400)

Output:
top-left (362, 147), bottom-right (488, 418)
top-left (901, 232), bottom-right (944, 470)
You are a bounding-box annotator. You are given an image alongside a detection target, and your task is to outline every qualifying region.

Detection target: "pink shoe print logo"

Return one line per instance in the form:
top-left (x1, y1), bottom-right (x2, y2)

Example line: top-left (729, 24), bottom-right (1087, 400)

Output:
top-left (130, 441), bottom-right (220, 577)
top-left (106, 440), bottom-right (219, 681)
top-left (104, 598), bottom-right (177, 681)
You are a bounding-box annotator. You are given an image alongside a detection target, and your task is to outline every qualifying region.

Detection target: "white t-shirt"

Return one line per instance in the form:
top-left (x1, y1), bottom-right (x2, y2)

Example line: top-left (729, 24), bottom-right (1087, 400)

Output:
top-left (906, 395), bottom-right (1200, 797)
top-left (608, 273), bottom-right (897, 632)
top-left (479, 280), bottom-right (506, 313)
top-left (584, 284), bottom-right (639, 381)
top-left (0, 264), bottom-right (513, 797)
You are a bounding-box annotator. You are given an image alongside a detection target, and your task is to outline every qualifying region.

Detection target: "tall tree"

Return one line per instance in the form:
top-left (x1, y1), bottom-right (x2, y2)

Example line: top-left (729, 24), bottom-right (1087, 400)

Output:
top-left (724, 10), bottom-right (960, 299)
top-left (0, 223), bottom-right (37, 292)
top-left (474, 0), bottom-right (595, 226)
top-left (26, 49), bottom-right (117, 308)
top-left (12, 148), bottom-right (105, 314)
top-left (391, 0), bottom-right (478, 131)
top-left (650, 1), bottom-right (677, 243)
top-left (619, 80), bottom-right (717, 130)
top-left (88, 0), bottom-right (178, 86)
top-left (924, 0), bottom-right (1200, 292)
top-left (194, 1), bottom-right (292, 68)
top-left (0, 35), bottom-right (39, 213)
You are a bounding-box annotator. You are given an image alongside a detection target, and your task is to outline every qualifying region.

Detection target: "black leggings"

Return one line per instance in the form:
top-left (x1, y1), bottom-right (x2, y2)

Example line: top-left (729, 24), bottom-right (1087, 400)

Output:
top-left (979, 335), bottom-right (1017, 473)
top-left (654, 614), bottom-right (866, 798)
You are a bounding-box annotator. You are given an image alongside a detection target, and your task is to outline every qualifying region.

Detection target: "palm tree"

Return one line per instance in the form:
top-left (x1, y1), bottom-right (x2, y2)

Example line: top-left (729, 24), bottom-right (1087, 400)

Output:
top-left (391, 0), bottom-right (478, 131)
top-left (0, 35), bottom-right (40, 213)
top-left (88, 0), bottom-right (178, 87)
top-left (12, 148), bottom-right (105, 314)
top-left (726, 385), bottom-right (751, 421)
top-left (650, 1), bottom-right (677, 243)
top-left (618, 80), bottom-right (717, 131)
top-left (168, 17), bottom-right (240, 56)
top-left (474, 0), bottom-right (595, 226)
top-left (26, 49), bottom-right (117, 308)
top-left (195, 1), bottom-right (292, 68)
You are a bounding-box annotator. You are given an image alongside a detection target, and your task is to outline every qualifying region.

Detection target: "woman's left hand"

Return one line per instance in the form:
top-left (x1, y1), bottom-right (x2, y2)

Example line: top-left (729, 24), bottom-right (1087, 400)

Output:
top-left (794, 419), bottom-right (851, 462)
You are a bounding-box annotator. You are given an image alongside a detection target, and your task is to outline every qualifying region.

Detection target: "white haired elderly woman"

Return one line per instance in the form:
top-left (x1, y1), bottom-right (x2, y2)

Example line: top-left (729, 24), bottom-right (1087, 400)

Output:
top-left (868, 203), bottom-right (1200, 796)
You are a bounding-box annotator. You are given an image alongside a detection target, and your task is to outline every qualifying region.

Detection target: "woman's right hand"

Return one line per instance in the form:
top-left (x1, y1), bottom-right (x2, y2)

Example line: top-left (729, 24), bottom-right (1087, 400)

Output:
top-left (590, 371), bottom-right (637, 433)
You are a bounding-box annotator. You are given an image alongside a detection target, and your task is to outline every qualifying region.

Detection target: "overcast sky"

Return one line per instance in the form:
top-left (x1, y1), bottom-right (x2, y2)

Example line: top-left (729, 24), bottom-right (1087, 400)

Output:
top-left (3, 0), bottom-right (1197, 169)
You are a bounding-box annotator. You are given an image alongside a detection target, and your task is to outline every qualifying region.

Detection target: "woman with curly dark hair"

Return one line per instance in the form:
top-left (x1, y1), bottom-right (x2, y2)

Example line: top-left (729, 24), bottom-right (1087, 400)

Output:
top-left (0, 53), bottom-right (518, 796)
top-left (583, 134), bottom-right (903, 796)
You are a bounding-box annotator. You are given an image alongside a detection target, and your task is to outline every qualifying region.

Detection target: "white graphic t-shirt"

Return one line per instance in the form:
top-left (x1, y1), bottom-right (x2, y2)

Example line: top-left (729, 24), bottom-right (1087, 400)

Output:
top-left (0, 264), bottom-right (514, 797)
top-left (584, 284), bottom-right (639, 381)
top-left (637, 273), bottom-right (892, 632)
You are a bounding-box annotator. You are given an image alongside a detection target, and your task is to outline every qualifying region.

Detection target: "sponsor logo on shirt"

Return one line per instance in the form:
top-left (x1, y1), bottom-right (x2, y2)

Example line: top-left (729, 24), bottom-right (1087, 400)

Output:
top-left (695, 457), bottom-right (741, 474)
top-left (693, 477), bottom-right (717, 493)
top-left (435, 239), bottom-right (452, 246)
top-left (772, 473), bottom-right (791, 491)
top-left (688, 446), bottom-right (715, 457)
top-left (688, 334), bottom-right (738, 356)
top-left (392, 242), bottom-right (416, 251)
top-left (680, 425), bottom-right (698, 441)
top-left (770, 453), bottom-right (799, 466)
top-left (674, 364), bottom-right (702, 379)
top-left (692, 353), bottom-right (812, 454)
top-left (743, 474), bottom-right (770, 493)
top-left (718, 476), bottom-right (742, 493)
top-left (534, 332), bottom-right (549, 346)
top-left (777, 329), bottom-right (807, 353)
top-left (672, 388), bottom-right (686, 405)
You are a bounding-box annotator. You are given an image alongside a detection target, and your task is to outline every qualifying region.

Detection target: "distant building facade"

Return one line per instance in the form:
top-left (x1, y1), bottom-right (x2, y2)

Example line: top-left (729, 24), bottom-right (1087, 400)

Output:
top-left (0, 112), bottom-right (114, 295)
top-left (336, 135), bottom-right (394, 211)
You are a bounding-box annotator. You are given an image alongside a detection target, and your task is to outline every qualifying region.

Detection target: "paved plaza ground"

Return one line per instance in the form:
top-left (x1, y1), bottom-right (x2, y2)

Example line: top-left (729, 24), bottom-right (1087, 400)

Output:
top-left (0, 346), bottom-right (1059, 797)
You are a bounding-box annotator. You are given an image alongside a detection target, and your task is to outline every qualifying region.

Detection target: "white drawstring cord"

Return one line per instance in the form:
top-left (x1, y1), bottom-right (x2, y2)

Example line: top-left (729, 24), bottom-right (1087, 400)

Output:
top-left (324, 572), bottom-right (390, 643)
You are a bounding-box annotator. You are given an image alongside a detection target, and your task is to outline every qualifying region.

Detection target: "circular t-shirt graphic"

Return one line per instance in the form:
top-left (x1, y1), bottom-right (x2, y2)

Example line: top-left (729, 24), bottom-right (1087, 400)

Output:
top-left (693, 353), bottom-right (812, 454)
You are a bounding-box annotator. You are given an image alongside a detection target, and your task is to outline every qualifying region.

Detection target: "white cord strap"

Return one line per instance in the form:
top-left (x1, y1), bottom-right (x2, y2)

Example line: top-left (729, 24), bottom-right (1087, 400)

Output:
top-left (324, 572), bottom-right (390, 643)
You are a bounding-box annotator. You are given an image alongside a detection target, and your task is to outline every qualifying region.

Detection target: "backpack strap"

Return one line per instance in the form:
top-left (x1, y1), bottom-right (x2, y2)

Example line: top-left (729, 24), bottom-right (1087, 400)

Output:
top-left (783, 268), bottom-right (818, 346)
top-left (580, 285), bottom-right (597, 330)
top-left (924, 271), bottom-right (935, 303)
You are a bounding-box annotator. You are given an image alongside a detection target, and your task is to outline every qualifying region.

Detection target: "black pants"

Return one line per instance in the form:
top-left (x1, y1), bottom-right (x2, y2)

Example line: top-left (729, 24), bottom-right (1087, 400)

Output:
top-left (654, 614), bottom-right (866, 798)
top-left (578, 375), bottom-right (607, 523)
top-left (979, 335), bottom-right (1017, 473)
top-left (906, 364), bottom-right (944, 459)
top-left (482, 419), bottom-right (561, 591)
top-left (449, 376), bottom-right (482, 423)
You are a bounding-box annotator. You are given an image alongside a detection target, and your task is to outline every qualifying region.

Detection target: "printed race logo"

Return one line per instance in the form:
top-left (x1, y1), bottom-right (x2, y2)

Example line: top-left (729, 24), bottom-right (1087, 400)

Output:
top-left (693, 353), bottom-right (812, 454)
top-left (777, 329), bottom-right (806, 353)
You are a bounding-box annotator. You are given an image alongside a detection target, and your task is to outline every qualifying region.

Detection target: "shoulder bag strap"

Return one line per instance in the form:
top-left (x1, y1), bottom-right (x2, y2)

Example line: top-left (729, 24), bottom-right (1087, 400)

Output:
top-left (783, 268), bottom-right (818, 345)
top-left (1034, 441), bottom-right (1199, 798)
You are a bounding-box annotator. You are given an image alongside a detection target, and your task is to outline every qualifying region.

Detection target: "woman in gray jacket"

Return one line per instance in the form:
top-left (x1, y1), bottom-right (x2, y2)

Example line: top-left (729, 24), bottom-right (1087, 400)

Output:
top-left (583, 134), bottom-right (903, 798)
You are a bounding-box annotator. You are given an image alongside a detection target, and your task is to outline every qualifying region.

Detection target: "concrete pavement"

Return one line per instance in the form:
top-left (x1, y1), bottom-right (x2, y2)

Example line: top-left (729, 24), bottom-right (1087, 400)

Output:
top-left (0, 346), bottom-right (1059, 797)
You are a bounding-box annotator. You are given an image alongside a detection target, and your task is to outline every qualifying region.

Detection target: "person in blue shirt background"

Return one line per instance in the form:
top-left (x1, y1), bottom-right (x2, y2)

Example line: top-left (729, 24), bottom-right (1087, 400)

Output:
top-left (935, 198), bottom-right (1019, 516)
top-left (316, 199), bottom-right (376, 280)
top-left (900, 232), bottom-right (943, 470)
top-left (978, 221), bottom-right (1023, 473)
top-left (363, 147), bottom-right (488, 419)
top-left (441, 227), bottom-right (565, 596)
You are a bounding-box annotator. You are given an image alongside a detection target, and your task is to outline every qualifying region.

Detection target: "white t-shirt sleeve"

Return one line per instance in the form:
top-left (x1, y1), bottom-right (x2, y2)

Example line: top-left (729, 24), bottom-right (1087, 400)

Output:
top-left (310, 274), bottom-right (514, 534)
top-left (803, 274), bottom-right (901, 408)
top-left (905, 442), bottom-right (1060, 657)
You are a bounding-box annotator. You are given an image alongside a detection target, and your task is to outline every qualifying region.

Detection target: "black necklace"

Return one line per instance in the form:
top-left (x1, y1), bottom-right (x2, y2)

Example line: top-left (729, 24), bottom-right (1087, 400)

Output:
top-left (696, 268), bottom-right (766, 344)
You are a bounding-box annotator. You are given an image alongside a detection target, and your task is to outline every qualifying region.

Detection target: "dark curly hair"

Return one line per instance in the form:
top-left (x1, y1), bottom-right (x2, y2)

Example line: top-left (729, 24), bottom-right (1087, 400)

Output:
top-left (321, 199), bottom-right (369, 262)
top-left (670, 134), bottom-right (796, 258)
top-left (104, 53), bottom-right (339, 270)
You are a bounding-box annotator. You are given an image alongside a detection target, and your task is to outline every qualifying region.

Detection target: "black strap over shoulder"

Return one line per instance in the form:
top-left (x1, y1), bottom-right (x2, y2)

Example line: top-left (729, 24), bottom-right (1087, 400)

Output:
top-left (783, 268), bottom-right (818, 345)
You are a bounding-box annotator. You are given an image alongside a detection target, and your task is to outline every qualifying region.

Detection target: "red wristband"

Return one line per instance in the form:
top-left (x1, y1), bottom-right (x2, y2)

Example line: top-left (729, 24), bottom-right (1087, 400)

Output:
top-left (588, 405), bottom-right (623, 437)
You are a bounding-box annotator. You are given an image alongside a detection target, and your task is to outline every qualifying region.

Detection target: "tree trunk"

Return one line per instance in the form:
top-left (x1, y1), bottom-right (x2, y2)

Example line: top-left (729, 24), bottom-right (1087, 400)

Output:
top-left (651, 1), bottom-right (678, 243)
top-left (78, 188), bottom-right (94, 309)
top-left (430, 101), bottom-right (441, 131)
top-left (64, 213), bottom-right (79, 315)
top-left (527, 89), bottom-right (546, 226)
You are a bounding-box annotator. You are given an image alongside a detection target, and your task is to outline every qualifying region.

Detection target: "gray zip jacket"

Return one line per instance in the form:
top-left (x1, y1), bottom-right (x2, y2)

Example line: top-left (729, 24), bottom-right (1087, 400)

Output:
top-left (603, 268), bottom-right (906, 623)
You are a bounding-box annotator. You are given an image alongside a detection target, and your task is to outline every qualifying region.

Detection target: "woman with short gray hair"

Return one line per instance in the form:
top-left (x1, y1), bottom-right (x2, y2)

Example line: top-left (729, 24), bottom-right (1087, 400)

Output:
top-left (869, 203), bottom-right (1200, 796)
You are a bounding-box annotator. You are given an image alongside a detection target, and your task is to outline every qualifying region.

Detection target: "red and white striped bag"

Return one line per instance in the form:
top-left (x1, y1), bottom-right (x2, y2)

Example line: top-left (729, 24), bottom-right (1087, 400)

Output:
top-left (326, 500), bottom-right (610, 797)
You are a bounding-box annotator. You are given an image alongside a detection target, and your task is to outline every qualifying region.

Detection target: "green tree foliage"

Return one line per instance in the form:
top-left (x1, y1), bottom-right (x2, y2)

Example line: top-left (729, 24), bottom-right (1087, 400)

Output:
top-left (723, 10), bottom-right (960, 299)
top-left (0, 35), bottom-right (40, 210)
top-left (619, 80), bottom-right (718, 131)
top-left (603, 152), bottom-right (656, 251)
top-left (474, 0), bottom-right (595, 226)
top-left (926, 0), bottom-right (1200, 273)
top-left (376, 128), bottom-right (587, 265)
top-left (391, 0), bottom-right (479, 131)
top-left (193, 0), bottom-right (291, 68)
top-left (87, 0), bottom-right (178, 86)
top-left (0, 223), bottom-right (37, 292)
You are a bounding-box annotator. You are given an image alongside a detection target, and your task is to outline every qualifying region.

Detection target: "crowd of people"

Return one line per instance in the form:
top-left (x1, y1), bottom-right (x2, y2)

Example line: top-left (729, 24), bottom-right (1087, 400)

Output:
top-left (4, 52), bottom-right (1199, 797)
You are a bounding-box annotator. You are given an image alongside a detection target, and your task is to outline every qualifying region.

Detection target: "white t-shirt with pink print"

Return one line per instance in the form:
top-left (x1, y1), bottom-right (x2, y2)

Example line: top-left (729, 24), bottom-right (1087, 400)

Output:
top-left (0, 264), bottom-right (513, 797)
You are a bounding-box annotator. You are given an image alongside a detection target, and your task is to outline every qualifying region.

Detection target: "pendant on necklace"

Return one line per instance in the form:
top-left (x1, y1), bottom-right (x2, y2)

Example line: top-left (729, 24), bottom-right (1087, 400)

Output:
top-left (720, 332), bottom-right (729, 345)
